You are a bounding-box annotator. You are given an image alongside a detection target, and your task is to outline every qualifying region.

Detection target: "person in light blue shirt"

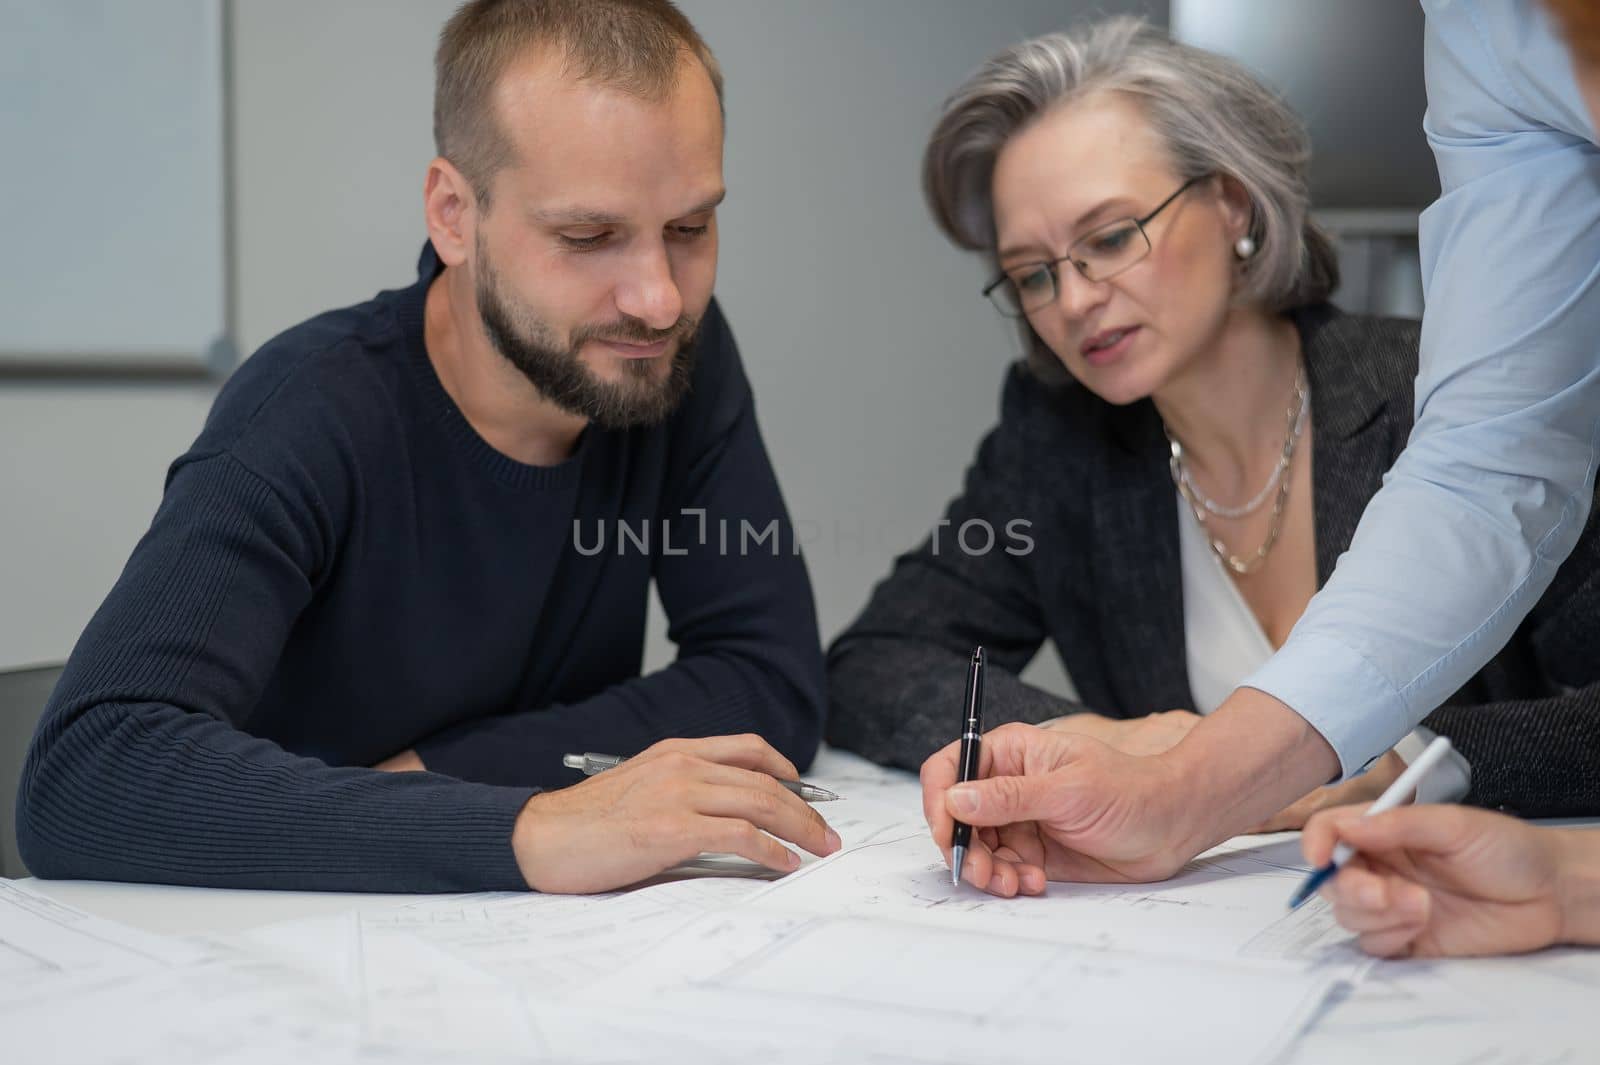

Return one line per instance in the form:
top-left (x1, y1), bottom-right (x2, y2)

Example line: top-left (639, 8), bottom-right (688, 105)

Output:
top-left (1300, 0), bottom-right (1600, 962)
top-left (918, 0), bottom-right (1600, 894)
top-left (1241, 0), bottom-right (1600, 788)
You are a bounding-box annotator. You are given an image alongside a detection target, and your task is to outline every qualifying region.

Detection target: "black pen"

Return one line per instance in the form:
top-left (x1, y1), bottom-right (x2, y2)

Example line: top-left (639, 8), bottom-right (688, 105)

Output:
top-left (950, 646), bottom-right (986, 887)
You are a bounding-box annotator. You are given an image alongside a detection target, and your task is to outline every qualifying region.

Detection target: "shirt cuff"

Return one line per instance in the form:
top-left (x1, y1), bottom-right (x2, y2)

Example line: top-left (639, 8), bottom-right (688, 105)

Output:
top-left (1393, 726), bottom-right (1473, 805)
top-left (1241, 631), bottom-right (1415, 782)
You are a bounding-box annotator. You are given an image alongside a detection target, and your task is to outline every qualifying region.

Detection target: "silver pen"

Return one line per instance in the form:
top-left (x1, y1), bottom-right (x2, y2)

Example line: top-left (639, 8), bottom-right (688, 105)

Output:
top-left (562, 752), bottom-right (842, 803)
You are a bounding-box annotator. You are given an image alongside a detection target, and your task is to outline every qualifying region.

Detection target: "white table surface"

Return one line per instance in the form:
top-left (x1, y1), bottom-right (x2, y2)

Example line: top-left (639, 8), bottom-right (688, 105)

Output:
top-left (16, 752), bottom-right (1599, 938)
top-left (9, 750), bottom-right (1600, 1065)
top-left (14, 877), bottom-right (424, 937)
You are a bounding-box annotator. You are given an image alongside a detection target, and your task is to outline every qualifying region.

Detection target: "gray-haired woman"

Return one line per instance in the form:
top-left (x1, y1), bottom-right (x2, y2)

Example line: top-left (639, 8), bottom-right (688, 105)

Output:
top-left (826, 18), bottom-right (1600, 896)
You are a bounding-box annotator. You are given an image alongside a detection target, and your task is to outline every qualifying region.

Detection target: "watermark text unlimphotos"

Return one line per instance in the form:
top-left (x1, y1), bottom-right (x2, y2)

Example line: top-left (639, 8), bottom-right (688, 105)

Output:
top-left (573, 509), bottom-right (1034, 558)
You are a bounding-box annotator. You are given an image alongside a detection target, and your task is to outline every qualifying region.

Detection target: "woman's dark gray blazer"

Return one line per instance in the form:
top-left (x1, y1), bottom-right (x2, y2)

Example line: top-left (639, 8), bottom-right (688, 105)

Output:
top-left (826, 304), bottom-right (1600, 816)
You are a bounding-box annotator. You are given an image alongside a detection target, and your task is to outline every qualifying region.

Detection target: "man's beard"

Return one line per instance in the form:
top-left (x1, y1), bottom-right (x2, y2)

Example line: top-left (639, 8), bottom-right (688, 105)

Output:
top-left (474, 238), bottom-right (698, 431)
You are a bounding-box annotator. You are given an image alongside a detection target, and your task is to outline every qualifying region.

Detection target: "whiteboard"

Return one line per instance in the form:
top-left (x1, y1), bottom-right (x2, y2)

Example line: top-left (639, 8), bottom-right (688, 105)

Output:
top-left (0, 0), bottom-right (231, 374)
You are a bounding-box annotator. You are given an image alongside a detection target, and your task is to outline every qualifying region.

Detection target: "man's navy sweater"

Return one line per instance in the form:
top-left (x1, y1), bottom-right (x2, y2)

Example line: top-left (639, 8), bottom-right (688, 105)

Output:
top-left (17, 245), bottom-right (825, 892)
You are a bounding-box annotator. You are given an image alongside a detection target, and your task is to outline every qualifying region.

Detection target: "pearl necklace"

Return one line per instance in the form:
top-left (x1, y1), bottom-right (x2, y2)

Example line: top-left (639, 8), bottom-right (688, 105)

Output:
top-left (1166, 367), bottom-right (1309, 575)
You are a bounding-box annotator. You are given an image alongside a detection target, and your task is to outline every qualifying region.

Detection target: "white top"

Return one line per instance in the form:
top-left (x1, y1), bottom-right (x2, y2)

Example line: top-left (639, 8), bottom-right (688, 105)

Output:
top-left (1177, 493), bottom-right (1470, 804)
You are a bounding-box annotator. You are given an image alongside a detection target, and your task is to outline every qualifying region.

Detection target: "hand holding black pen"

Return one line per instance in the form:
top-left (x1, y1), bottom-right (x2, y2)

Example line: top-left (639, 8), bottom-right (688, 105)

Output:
top-left (950, 646), bottom-right (986, 886)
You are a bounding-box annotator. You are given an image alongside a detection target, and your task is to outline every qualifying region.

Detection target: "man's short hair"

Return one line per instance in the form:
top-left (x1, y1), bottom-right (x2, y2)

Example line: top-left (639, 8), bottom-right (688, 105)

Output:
top-left (434, 0), bottom-right (724, 207)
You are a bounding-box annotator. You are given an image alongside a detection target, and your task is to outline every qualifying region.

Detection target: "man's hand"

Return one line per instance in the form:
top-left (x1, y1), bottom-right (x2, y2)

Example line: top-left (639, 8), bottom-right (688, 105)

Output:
top-left (374, 749), bottom-right (426, 772)
top-left (920, 723), bottom-right (1202, 897)
top-left (1041, 710), bottom-right (1202, 757)
top-left (1248, 749), bottom-right (1407, 833)
top-left (919, 690), bottom-right (1340, 897)
top-left (1301, 804), bottom-right (1592, 957)
top-left (511, 734), bottom-right (841, 893)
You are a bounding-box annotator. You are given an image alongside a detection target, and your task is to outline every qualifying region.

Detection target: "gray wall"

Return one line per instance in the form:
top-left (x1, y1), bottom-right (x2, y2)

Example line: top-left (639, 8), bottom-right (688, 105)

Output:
top-left (0, 2), bottom-right (1162, 704)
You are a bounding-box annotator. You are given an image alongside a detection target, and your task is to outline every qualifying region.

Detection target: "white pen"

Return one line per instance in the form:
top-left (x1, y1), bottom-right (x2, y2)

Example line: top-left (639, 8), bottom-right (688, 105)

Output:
top-left (1288, 735), bottom-right (1455, 909)
top-left (561, 752), bottom-right (841, 803)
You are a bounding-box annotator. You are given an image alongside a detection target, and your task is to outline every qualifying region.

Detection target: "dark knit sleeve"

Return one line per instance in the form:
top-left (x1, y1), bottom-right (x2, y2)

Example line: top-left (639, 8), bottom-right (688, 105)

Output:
top-left (824, 366), bottom-right (1084, 771)
top-left (1421, 495), bottom-right (1600, 817)
top-left (16, 451), bottom-right (535, 891)
top-left (1423, 688), bottom-right (1600, 816)
top-left (415, 303), bottom-right (826, 781)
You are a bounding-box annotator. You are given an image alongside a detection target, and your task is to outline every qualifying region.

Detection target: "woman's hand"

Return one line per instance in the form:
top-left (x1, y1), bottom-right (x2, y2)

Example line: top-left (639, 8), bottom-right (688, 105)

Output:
top-left (1248, 749), bottom-right (1407, 833)
top-left (1040, 710), bottom-right (1202, 757)
top-left (1301, 804), bottom-right (1596, 958)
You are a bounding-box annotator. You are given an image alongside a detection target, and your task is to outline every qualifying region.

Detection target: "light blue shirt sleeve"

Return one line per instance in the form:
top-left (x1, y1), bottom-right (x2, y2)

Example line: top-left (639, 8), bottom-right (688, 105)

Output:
top-left (1243, 0), bottom-right (1600, 779)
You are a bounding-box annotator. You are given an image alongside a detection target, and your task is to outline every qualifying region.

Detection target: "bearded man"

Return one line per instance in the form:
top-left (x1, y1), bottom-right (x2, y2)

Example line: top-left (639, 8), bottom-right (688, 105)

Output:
top-left (17, 0), bottom-right (837, 895)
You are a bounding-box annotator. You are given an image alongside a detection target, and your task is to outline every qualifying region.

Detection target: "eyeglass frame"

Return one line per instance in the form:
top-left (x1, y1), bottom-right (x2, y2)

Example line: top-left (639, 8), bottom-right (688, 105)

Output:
top-left (981, 174), bottom-right (1208, 317)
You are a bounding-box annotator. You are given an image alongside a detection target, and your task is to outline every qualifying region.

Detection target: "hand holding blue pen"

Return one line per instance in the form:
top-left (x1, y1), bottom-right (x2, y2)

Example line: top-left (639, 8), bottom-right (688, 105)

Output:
top-left (1288, 735), bottom-right (1456, 909)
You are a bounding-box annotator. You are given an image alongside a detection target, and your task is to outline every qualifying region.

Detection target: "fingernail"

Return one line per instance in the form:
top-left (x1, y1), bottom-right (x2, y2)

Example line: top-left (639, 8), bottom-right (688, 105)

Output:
top-left (825, 829), bottom-right (842, 852)
top-left (949, 786), bottom-right (979, 816)
top-left (787, 850), bottom-right (801, 870)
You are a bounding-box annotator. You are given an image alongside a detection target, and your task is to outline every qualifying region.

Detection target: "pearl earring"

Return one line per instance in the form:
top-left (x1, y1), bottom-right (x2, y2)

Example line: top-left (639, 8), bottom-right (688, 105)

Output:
top-left (1234, 235), bottom-right (1257, 260)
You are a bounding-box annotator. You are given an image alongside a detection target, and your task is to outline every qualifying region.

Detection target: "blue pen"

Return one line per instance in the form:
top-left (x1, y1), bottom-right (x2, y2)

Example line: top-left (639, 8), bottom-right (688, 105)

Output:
top-left (1288, 735), bottom-right (1455, 910)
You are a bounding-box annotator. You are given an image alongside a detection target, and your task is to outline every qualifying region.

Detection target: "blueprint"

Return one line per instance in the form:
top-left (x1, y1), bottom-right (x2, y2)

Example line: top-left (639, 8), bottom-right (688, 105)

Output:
top-left (747, 826), bottom-right (1364, 971)
top-left (543, 908), bottom-right (1337, 1065)
top-left (4, 749), bottom-right (1598, 1065)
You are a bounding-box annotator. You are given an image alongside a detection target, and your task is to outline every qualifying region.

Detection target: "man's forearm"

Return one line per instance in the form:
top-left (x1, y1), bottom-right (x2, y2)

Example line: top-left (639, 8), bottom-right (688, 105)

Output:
top-left (21, 700), bottom-right (535, 891)
top-left (1556, 829), bottom-right (1600, 947)
top-left (416, 654), bottom-right (823, 787)
top-left (1164, 687), bottom-right (1340, 850)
